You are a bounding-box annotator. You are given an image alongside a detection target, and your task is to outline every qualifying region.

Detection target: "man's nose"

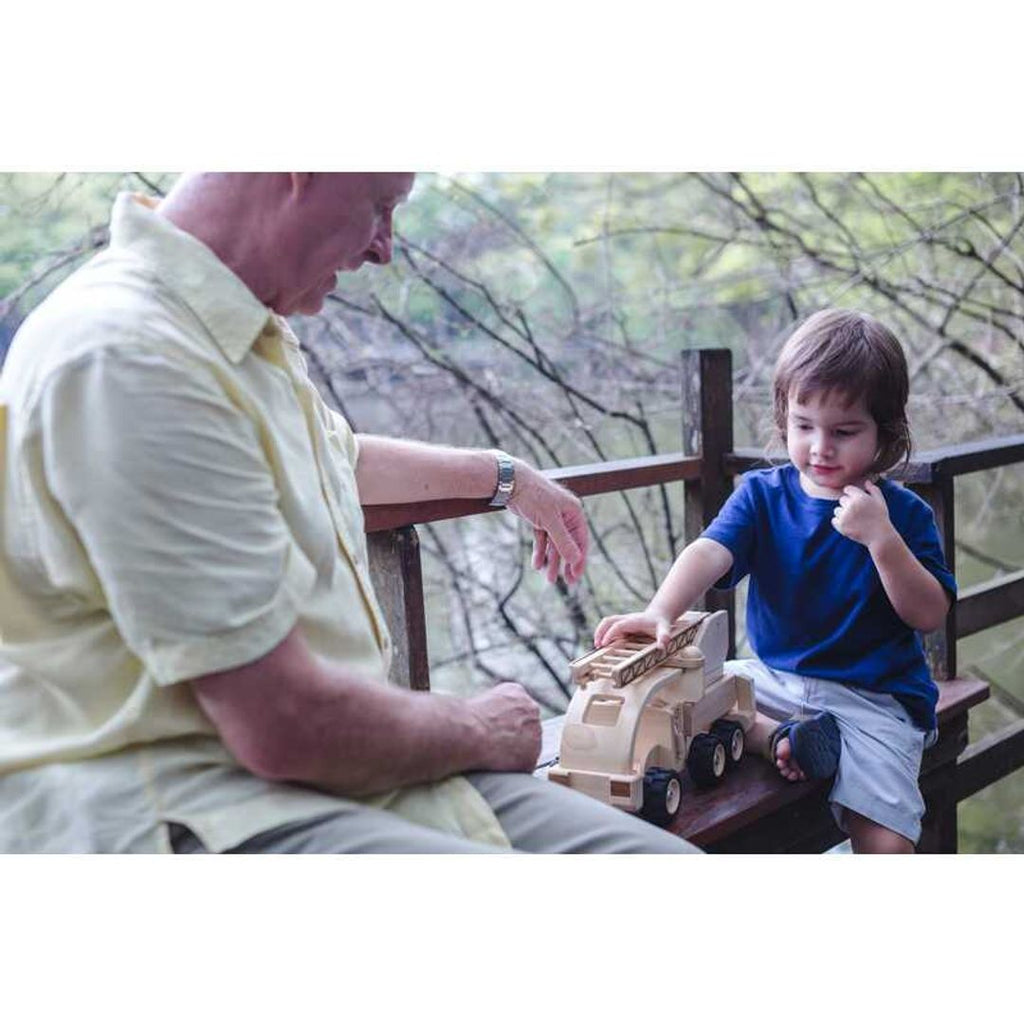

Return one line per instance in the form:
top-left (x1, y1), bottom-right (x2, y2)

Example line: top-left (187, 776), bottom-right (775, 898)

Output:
top-left (364, 224), bottom-right (394, 265)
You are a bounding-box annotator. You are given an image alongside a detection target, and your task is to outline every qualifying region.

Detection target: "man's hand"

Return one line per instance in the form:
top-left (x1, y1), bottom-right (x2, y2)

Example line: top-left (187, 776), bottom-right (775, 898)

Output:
top-left (507, 461), bottom-right (588, 585)
top-left (832, 480), bottom-right (895, 550)
top-left (593, 609), bottom-right (674, 650)
top-left (466, 682), bottom-right (542, 772)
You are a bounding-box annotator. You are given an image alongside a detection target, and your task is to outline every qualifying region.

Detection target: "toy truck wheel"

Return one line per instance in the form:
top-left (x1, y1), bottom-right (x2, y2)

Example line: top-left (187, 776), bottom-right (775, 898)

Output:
top-left (712, 719), bottom-right (745, 765)
top-left (686, 733), bottom-right (727, 788)
top-left (640, 768), bottom-right (684, 825)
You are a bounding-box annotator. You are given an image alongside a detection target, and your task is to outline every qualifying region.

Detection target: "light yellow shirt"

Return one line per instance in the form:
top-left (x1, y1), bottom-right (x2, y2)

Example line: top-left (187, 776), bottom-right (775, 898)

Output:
top-left (0, 193), bottom-right (509, 852)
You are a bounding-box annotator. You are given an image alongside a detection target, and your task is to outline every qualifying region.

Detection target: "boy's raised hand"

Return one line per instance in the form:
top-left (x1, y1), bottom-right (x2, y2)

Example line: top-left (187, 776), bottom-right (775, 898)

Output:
top-left (594, 610), bottom-right (674, 650)
top-left (832, 479), bottom-right (894, 549)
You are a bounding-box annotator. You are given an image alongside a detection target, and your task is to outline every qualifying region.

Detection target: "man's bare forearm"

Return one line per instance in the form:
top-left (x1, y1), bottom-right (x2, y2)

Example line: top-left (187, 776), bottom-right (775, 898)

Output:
top-left (192, 629), bottom-right (539, 797)
top-left (269, 668), bottom-right (486, 795)
top-left (355, 434), bottom-right (498, 505)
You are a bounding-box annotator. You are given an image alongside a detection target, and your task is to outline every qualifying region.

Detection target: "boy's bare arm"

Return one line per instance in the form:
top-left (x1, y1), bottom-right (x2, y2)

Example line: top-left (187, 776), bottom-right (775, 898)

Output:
top-left (868, 531), bottom-right (951, 633)
top-left (595, 538), bottom-right (733, 647)
top-left (648, 537), bottom-right (734, 619)
top-left (833, 481), bottom-right (950, 633)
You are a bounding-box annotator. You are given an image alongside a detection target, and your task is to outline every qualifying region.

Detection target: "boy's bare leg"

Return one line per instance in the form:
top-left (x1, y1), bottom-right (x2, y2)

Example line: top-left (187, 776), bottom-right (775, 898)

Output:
top-left (747, 711), bottom-right (807, 782)
top-left (750, 714), bottom-right (915, 853)
top-left (845, 809), bottom-right (915, 853)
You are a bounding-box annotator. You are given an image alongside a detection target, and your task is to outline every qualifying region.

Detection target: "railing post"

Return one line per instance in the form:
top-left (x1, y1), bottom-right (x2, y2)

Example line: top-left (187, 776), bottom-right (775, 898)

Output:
top-left (910, 470), bottom-right (959, 851)
top-left (681, 348), bottom-right (736, 655)
top-left (918, 759), bottom-right (961, 853)
top-left (366, 525), bottom-right (431, 691)
top-left (910, 473), bottom-right (957, 680)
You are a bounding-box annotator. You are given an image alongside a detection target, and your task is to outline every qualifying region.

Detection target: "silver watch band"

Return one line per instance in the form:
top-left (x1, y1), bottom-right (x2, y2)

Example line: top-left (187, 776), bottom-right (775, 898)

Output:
top-left (488, 452), bottom-right (516, 508)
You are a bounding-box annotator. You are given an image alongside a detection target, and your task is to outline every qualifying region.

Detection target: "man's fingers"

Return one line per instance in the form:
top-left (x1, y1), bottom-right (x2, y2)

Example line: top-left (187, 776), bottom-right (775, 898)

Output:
top-left (546, 547), bottom-right (562, 584)
top-left (532, 528), bottom-right (547, 570)
top-left (545, 515), bottom-right (582, 578)
top-left (533, 517), bottom-right (583, 585)
top-left (565, 508), bottom-right (589, 575)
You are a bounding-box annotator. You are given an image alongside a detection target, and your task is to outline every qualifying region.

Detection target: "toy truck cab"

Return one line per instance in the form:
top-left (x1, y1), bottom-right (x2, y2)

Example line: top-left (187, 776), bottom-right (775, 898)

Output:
top-left (547, 610), bottom-right (756, 824)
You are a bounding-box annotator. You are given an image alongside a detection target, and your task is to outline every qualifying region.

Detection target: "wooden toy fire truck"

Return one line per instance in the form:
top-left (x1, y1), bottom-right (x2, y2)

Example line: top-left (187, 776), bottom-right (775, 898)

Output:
top-left (547, 611), bottom-right (756, 825)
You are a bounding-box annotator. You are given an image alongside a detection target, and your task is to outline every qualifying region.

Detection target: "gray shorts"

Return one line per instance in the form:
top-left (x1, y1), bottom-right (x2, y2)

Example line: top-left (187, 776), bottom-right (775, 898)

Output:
top-left (727, 658), bottom-right (935, 844)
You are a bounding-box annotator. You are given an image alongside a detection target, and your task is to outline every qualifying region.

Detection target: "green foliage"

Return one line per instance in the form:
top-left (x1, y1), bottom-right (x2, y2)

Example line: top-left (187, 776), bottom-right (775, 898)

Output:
top-left (2, 174), bottom-right (116, 296)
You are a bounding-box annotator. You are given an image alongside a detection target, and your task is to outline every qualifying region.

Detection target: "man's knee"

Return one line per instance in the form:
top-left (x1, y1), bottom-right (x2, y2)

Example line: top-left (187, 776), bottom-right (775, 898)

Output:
top-left (466, 771), bottom-right (702, 854)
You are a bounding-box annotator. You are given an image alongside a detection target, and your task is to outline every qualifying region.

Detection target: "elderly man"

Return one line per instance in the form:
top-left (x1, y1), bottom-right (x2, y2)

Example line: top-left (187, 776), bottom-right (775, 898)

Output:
top-left (0, 173), bottom-right (698, 853)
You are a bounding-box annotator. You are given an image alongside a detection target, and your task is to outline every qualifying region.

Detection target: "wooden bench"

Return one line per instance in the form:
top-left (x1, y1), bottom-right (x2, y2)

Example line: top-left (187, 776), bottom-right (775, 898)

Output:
top-left (364, 348), bottom-right (1024, 852)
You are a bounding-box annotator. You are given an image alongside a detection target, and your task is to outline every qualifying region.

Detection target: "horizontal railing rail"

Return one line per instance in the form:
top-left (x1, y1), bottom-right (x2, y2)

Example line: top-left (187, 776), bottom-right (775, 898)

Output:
top-left (364, 439), bottom-right (1023, 642)
top-left (955, 720), bottom-right (1024, 803)
top-left (364, 453), bottom-right (701, 533)
top-left (957, 569), bottom-right (1024, 640)
top-left (365, 435), bottom-right (1024, 533)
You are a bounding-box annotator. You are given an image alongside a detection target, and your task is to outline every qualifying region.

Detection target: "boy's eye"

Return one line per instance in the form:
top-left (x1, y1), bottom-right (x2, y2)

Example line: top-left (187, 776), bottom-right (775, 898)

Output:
top-left (835, 429), bottom-right (856, 438)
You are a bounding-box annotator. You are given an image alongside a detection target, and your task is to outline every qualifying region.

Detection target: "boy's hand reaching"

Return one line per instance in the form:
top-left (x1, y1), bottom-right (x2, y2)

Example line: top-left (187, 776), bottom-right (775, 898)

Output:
top-left (832, 480), bottom-right (894, 549)
top-left (594, 609), bottom-right (674, 650)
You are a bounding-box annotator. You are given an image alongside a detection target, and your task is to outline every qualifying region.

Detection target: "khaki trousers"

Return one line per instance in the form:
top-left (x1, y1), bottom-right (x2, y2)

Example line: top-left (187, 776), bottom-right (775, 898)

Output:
top-left (171, 771), bottom-right (701, 854)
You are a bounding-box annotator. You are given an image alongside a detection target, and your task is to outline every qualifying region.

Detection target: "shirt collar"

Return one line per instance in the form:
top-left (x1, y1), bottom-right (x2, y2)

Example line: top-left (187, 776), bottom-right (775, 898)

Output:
top-left (108, 192), bottom-right (272, 363)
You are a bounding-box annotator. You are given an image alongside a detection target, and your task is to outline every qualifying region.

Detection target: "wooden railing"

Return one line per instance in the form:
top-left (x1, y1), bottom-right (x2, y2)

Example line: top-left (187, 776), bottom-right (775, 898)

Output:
top-left (362, 348), bottom-right (1024, 851)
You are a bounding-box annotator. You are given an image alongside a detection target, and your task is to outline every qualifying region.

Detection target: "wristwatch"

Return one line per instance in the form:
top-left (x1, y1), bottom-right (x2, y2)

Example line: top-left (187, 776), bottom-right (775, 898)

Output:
top-left (488, 452), bottom-right (516, 508)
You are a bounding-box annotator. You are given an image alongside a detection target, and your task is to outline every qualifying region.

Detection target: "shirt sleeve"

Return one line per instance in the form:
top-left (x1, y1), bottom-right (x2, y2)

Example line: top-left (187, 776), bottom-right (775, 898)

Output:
top-left (700, 473), bottom-right (758, 589)
top-left (900, 490), bottom-right (958, 600)
top-left (37, 346), bottom-right (317, 685)
top-left (326, 407), bottom-right (360, 468)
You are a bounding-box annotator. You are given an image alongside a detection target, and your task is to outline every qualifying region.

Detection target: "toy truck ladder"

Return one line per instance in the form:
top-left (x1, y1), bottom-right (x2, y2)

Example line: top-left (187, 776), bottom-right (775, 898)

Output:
top-left (571, 612), bottom-right (709, 689)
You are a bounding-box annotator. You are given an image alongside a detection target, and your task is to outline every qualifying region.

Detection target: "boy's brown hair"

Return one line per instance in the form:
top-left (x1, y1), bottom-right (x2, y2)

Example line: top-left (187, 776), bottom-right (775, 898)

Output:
top-left (772, 308), bottom-right (912, 474)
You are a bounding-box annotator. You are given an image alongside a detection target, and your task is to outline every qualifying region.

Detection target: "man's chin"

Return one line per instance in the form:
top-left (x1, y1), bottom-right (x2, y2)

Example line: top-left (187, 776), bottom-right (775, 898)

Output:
top-left (284, 291), bottom-right (328, 317)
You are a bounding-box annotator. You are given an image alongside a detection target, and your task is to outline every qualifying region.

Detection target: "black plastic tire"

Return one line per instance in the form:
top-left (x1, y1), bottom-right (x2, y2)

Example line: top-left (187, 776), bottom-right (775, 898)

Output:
top-left (686, 733), bottom-right (728, 788)
top-left (712, 719), bottom-right (745, 765)
top-left (640, 768), bottom-right (684, 825)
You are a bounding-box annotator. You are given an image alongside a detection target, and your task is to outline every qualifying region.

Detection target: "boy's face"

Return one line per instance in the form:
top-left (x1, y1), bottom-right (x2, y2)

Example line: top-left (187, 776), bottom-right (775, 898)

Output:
top-left (786, 388), bottom-right (880, 499)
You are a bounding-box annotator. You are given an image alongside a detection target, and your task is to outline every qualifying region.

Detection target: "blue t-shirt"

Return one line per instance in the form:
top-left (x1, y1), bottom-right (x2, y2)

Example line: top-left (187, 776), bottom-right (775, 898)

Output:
top-left (701, 465), bottom-right (957, 731)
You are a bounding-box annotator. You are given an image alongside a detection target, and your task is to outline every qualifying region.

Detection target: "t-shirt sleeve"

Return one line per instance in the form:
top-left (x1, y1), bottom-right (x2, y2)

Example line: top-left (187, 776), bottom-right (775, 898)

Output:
top-left (900, 491), bottom-right (958, 600)
top-left (700, 474), bottom-right (758, 589)
top-left (37, 346), bottom-right (318, 685)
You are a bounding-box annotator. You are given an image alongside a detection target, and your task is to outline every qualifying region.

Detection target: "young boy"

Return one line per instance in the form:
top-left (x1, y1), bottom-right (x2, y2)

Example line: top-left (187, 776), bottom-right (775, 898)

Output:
top-left (595, 309), bottom-right (956, 853)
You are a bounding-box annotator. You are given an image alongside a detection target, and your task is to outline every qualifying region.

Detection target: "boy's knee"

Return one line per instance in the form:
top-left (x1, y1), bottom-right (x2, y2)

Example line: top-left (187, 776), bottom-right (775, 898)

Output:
top-left (845, 809), bottom-right (915, 853)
